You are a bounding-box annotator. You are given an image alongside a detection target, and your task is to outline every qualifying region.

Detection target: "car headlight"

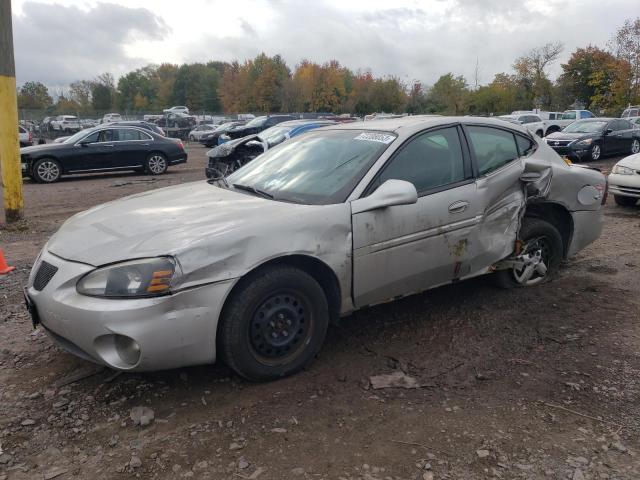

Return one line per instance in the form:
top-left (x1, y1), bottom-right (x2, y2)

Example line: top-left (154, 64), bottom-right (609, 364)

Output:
top-left (77, 257), bottom-right (180, 298)
top-left (573, 138), bottom-right (593, 147)
top-left (611, 164), bottom-right (635, 175)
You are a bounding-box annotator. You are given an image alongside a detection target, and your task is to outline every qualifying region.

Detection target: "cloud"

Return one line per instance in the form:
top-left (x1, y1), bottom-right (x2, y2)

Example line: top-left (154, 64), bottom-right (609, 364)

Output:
top-left (13, 1), bottom-right (169, 87)
top-left (11, 0), bottom-right (640, 89)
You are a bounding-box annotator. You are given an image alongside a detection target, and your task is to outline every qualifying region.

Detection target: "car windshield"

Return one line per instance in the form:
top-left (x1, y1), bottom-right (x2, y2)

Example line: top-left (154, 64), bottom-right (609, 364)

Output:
top-left (225, 129), bottom-right (396, 205)
top-left (563, 121), bottom-right (607, 133)
top-left (244, 116), bottom-right (267, 128)
top-left (63, 129), bottom-right (96, 144)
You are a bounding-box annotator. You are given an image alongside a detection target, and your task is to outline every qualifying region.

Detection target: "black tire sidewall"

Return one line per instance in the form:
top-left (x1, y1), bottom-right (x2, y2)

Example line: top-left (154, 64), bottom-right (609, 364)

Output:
top-left (494, 217), bottom-right (563, 288)
top-left (33, 158), bottom-right (62, 183)
top-left (145, 153), bottom-right (168, 175)
top-left (220, 266), bottom-right (329, 381)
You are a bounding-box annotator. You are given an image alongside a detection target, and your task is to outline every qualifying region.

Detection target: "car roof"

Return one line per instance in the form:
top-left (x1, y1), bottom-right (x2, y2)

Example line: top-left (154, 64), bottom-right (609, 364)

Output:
top-left (275, 119), bottom-right (336, 127)
top-left (573, 118), bottom-right (614, 122)
top-left (317, 115), bottom-right (535, 137)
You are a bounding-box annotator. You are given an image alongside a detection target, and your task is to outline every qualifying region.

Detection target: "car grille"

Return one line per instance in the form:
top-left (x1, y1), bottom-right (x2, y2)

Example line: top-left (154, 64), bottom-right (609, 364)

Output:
top-left (33, 260), bottom-right (58, 291)
top-left (548, 140), bottom-right (571, 147)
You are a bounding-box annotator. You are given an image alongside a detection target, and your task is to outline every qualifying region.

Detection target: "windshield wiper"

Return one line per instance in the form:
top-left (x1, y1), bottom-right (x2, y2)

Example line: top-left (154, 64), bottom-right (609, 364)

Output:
top-left (232, 183), bottom-right (274, 199)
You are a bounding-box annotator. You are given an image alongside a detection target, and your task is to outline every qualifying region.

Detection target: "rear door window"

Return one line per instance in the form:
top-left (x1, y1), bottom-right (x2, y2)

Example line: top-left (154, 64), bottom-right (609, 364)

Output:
top-left (466, 126), bottom-right (520, 175)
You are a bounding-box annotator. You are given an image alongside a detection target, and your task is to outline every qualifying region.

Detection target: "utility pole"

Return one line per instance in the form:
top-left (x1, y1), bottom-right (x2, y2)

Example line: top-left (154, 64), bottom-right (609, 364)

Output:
top-left (0, 0), bottom-right (23, 223)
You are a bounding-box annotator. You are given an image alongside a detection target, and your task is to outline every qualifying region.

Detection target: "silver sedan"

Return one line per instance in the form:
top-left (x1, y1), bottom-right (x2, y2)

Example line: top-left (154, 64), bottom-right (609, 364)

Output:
top-left (25, 116), bottom-right (606, 380)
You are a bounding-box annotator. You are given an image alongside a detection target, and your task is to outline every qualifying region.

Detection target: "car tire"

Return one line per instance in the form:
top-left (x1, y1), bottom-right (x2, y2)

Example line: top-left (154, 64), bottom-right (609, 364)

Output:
top-left (614, 195), bottom-right (638, 207)
top-left (590, 144), bottom-right (601, 160)
top-left (189, 135), bottom-right (195, 142)
top-left (32, 158), bottom-right (62, 183)
top-left (631, 139), bottom-right (640, 155)
top-left (493, 217), bottom-right (563, 289)
top-left (218, 266), bottom-right (330, 382)
top-left (536, 130), bottom-right (543, 138)
top-left (144, 153), bottom-right (168, 175)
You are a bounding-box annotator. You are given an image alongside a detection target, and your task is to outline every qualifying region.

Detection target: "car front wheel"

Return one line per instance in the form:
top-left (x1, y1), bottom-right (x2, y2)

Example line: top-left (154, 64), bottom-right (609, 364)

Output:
top-left (631, 139), bottom-right (640, 154)
top-left (494, 217), bottom-right (563, 288)
top-left (145, 153), bottom-right (168, 175)
top-left (590, 144), bottom-right (601, 160)
top-left (614, 195), bottom-right (638, 206)
top-left (33, 158), bottom-right (62, 183)
top-left (219, 266), bottom-right (330, 381)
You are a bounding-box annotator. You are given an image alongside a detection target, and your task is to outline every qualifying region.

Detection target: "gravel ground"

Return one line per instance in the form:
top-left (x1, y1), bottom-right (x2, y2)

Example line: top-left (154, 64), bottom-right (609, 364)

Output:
top-left (1, 144), bottom-right (639, 480)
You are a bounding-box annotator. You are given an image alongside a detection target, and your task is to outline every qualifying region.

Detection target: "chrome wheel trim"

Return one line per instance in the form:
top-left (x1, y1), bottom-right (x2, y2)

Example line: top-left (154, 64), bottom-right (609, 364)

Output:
top-left (631, 139), bottom-right (640, 154)
top-left (148, 155), bottom-right (166, 174)
top-left (511, 237), bottom-right (552, 286)
top-left (37, 161), bottom-right (60, 182)
top-left (591, 145), bottom-right (601, 160)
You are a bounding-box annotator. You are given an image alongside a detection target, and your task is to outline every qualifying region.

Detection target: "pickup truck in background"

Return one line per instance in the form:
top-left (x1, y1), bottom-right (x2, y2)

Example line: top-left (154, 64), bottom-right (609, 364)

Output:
top-left (541, 110), bottom-right (596, 136)
top-left (498, 113), bottom-right (546, 137)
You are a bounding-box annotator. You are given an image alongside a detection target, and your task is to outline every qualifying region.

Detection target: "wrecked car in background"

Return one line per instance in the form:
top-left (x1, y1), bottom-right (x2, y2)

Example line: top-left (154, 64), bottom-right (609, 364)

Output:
top-left (25, 116), bottom-right (605, 381)
top-left (205, 119), bottom-right (336, 177)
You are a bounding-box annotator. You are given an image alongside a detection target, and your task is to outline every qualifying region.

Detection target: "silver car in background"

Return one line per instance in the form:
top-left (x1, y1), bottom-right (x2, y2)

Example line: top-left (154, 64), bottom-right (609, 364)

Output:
top-left (25, 116), bottom-right (606, 381)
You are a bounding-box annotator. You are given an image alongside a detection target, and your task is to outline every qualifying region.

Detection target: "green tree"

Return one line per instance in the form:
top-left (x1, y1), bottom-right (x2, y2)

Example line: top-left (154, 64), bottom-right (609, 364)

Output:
top-left (68, 80), bottom-right (92, 112)
top-left (17, 81), bottom-right (52, 109)
top-left (92, 73), bottom-right (116, 110)
top-left (427, 73), bottom-right (469, 114)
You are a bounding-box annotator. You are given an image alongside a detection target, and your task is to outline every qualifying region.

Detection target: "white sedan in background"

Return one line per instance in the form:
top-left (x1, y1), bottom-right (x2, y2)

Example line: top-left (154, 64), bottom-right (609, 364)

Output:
top-left (188, 124), bottom-right (217, 141)
top-left (609, 153), bottom-right (640, 206)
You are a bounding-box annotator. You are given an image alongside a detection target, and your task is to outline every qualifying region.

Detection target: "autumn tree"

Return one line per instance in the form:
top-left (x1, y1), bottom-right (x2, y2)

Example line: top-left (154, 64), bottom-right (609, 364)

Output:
top-left (513, 42), bottom-right (563, 107)
top-left (610, 17), bottom-right (640, 104)
top-left (17, 81), bottom-right (53, 109)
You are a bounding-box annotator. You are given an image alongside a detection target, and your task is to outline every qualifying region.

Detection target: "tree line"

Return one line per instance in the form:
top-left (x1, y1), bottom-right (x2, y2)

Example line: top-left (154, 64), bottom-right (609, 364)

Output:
top-left (17, 17), bottom-right (640, 117)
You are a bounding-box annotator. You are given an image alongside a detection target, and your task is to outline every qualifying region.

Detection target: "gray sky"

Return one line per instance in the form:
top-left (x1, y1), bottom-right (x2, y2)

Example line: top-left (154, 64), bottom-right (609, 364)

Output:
top-left (11, 0), bottom-right (639, 89)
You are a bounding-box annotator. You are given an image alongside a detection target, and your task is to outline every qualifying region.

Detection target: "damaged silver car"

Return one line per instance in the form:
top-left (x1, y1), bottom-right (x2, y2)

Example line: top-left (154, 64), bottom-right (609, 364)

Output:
top-left (24, 117), bottom-right (606, 381)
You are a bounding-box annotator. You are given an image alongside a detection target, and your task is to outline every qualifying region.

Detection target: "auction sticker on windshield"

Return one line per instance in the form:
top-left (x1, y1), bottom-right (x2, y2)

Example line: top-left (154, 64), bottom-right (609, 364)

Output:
top-left (354, 132), bottom-right (395, 144)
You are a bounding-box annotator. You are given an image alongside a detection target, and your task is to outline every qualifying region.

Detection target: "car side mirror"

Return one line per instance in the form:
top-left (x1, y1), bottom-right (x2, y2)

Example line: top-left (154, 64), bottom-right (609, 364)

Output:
top-left (605, 128), bottom-right (613, 135)
top-left (351, 179), bottom-right (418, 214)
top-left (78, 140), bottom-right (91, 146)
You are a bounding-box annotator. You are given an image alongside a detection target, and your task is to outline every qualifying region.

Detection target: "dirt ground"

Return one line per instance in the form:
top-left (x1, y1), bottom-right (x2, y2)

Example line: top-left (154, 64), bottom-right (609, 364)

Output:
top-left (1, 143), bottom-right (639, 480)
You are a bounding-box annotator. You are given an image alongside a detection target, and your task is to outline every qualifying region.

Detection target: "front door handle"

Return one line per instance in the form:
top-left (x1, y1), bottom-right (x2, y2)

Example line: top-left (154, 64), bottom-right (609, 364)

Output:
top-left (103, 144), bottom-right (115, 147)
top-left (449, 201), bottom-right (469, 214)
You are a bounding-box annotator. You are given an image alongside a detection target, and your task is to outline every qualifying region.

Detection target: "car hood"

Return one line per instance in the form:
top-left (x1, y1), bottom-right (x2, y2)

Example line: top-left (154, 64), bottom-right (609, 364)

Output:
top-left (545, 131), bottom-right (595, 141)
top-left (206, 135), bottom-right (260, 158)
top-left (46, 181), bottom-right (311, 267)
top-left (21, 143), bottom-right (68, 154)
top-left (618, 153), bottom-right (640, 169)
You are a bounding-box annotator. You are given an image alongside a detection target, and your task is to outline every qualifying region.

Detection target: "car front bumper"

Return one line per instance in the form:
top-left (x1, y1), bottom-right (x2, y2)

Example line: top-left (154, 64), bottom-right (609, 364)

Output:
top-left (25, 250), bottom-right (235, 371)
top-left (608, 173), bottom-right (640, 198)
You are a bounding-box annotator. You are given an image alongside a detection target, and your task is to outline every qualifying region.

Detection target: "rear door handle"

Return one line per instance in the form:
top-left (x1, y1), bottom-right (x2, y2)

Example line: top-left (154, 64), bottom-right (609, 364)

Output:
top-left (104, 144), bottom-right (115, 147)
top-left (449, 201), bottom-right (469, 214)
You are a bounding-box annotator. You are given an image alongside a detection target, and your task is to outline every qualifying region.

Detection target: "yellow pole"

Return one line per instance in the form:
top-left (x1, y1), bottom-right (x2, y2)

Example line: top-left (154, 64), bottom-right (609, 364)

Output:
top-left (0, 0), bottom-right (24, 223)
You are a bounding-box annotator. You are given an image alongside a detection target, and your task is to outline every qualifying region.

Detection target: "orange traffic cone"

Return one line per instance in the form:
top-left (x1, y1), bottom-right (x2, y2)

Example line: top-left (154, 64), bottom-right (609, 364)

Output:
top-left (0, 249), bottom-right (16, 274)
